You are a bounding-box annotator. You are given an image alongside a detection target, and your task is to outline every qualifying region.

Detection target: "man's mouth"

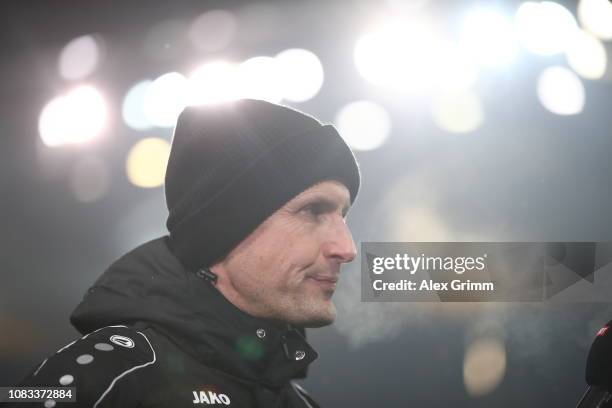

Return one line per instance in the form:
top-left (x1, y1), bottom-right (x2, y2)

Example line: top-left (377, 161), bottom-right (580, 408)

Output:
top-left (307, 275), bottom-right (339, 290)
top-left (309, 275), bottom-right (338, 283)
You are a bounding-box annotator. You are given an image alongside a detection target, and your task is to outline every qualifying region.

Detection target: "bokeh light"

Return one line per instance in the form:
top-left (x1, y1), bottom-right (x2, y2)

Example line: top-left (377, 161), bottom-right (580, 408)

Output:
top-left (565, 29), bottom-right (607, 80)
top-left (390, 206), bottom-right (451, 241)
top-left (436, 47), bottom-right (479, 92)
top-left (275, 48), bottom-right (324, 103)
top-left (515, 1), bottom-right (579, 56)
top-left (189, 10), bottom-right (237, 52)
top-left (537, 66), bottom-right (585, 115)
top-left (69, 155), bottom-right (110, 203)
top-left (125, 137), bottom-right (171, 188)
top-left (58, 34), bottom-right (103, 80)
top-left (122, 80), bottom-right (154, 130)
top-left (463, 338), bottom-right (507, 397)
top-left (385, 0), bottom-right (431, 13)
top-left (354, 19), bottom-right (446, 91)
top-left (376, 173), bottom-right (451, 242)
top-left (431, 89), bottom-right (484, 134)
top-left (578, 0), bottom-right (612, 40)
top-left (143, 72), bottom-right (188, 127)
top-left (237, 56), bottom-right (283, 103)
top-left (39, 86), bottom-right (107, 147)
top-left (188, 61), bottom-right (241, 105)
top-left (459, 8), bottom-right (518, 67)
top-left (334, 100), bottom-right (391, 151)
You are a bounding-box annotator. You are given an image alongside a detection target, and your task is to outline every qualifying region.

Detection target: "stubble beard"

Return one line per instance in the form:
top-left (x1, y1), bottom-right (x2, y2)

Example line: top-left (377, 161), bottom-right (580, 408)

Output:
top-left (269, 285), bottom-right (338, 328)
top-left (230, 269), bottom-right (338, 327)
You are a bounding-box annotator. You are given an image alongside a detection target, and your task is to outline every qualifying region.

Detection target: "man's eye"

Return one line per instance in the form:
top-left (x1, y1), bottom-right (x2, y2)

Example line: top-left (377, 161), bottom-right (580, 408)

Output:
top-left (300, 203), bottom-right (323, 216)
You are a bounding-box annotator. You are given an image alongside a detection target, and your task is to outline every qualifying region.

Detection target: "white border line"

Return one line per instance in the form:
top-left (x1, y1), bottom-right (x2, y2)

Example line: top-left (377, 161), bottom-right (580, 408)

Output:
top-left (55, 340), bottom-right (77, 354)
top-left (56, 325), bottom-right (129, 355)
top-left (93, 330), bottom-right (156, 408)
top-left (33, 358), bottom-right (48, 377)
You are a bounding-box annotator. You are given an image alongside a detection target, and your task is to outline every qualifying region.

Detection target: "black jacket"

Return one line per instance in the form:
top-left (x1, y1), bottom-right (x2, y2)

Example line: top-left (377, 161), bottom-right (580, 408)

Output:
top-left (5, 237), bottom-right (322, 407)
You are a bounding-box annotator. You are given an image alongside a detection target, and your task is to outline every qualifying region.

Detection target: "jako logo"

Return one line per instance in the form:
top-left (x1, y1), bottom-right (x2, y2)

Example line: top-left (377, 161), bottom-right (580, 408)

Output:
top-left (109, 335), bottom-right (135, 348)
top-left (192, 390), bottom-right (231, 405)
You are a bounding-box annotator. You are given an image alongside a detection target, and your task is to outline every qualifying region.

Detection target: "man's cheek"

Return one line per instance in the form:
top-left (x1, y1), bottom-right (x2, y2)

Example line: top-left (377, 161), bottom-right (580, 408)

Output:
top-left (284, 273), bottom-right (309, 291)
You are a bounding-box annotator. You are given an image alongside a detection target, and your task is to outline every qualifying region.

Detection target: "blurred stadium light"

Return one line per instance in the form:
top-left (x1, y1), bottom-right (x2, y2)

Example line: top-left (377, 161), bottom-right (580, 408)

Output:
top-left (122, 80), bottom-right (155, 130)
top-left (458, 7), bottom-right (518, 68)
top-left (38, 1), bottom-right (612, 150)
top-left (143, 72), bottom-right (189, 128)
top-left (353, 17), bottom-right (446, 92)
top-left (431, 89), bottom-right (485, 134)
top-left (275, 48), bottom-right (324, 103)
top-left (125, 137), bottom-right (171, 188)
top-left (58, 34), bottom-right (103, 80)
top-left (515, 1), bottom-right (578, 56)
top-left (463, 337), bottom-right (507, 397)
top-left (334, 100), bottom-right (391, 151)
top-left (537, 66), bottom-right (586, 115)
top-left (38, 86), bottom-right (107, 147)
top-left (578, 0), bottom-right (612, 40)
top-left (237, 56), bottom-right (284, 103)
top-left (188, 61), bottom-right (242, 105)
top-left (566, 29), bottom-right (607, 79)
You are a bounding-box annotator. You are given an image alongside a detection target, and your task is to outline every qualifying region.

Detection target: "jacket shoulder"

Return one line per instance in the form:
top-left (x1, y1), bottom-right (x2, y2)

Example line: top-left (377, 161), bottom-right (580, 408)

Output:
top-left (13, 325), bottom-right (156, 408)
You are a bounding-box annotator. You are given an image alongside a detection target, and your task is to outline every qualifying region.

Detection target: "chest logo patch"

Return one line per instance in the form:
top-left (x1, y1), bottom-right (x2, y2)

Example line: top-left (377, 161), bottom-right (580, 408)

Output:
top-left (109, 335), bottom-right (135, 348)
top-left (192, 390), bottom-right (231, 405)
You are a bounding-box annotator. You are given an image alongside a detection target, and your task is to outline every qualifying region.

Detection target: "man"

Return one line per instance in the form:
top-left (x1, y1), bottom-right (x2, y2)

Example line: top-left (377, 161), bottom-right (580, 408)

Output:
top-left (6, 99), bottom-right (360, 407)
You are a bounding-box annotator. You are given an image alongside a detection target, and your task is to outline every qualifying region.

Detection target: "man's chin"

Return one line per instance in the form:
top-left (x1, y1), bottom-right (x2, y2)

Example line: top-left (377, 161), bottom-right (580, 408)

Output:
top-left (301, 316), bottom-right (335, 328)
top-left (291, 302), bottom-right (337, 328)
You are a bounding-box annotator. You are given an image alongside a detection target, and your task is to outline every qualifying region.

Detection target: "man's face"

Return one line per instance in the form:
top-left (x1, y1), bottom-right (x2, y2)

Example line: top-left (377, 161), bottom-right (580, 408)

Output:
top-left (211, 180), bottom-right (356, 328)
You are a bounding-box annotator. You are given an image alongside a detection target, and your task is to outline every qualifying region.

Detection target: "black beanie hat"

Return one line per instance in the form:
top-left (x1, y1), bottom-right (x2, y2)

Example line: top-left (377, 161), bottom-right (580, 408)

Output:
top-left (165, 99), bottom-right (360, 271)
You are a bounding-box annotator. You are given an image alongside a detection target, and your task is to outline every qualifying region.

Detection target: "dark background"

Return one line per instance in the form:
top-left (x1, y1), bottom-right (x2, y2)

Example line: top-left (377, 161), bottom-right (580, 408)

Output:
top-left (2, 0), bottom-right (612, 406)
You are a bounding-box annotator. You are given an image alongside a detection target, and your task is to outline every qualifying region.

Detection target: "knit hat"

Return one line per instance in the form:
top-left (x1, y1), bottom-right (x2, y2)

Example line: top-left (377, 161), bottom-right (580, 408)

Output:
top-left (165, 99), bottom-right (360, 271)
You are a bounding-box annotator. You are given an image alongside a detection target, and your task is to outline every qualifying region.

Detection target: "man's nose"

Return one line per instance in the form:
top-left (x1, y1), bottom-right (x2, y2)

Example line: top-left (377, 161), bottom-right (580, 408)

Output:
top-left (322, 216), bottom-right (357, 264)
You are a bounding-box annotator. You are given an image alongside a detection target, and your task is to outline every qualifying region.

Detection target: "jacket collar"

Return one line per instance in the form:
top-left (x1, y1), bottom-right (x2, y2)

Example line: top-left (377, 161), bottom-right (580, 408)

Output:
top-left (179, 269), bottom-right (318, 387)
top-left (70, 236), bottom-right (318, 388)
